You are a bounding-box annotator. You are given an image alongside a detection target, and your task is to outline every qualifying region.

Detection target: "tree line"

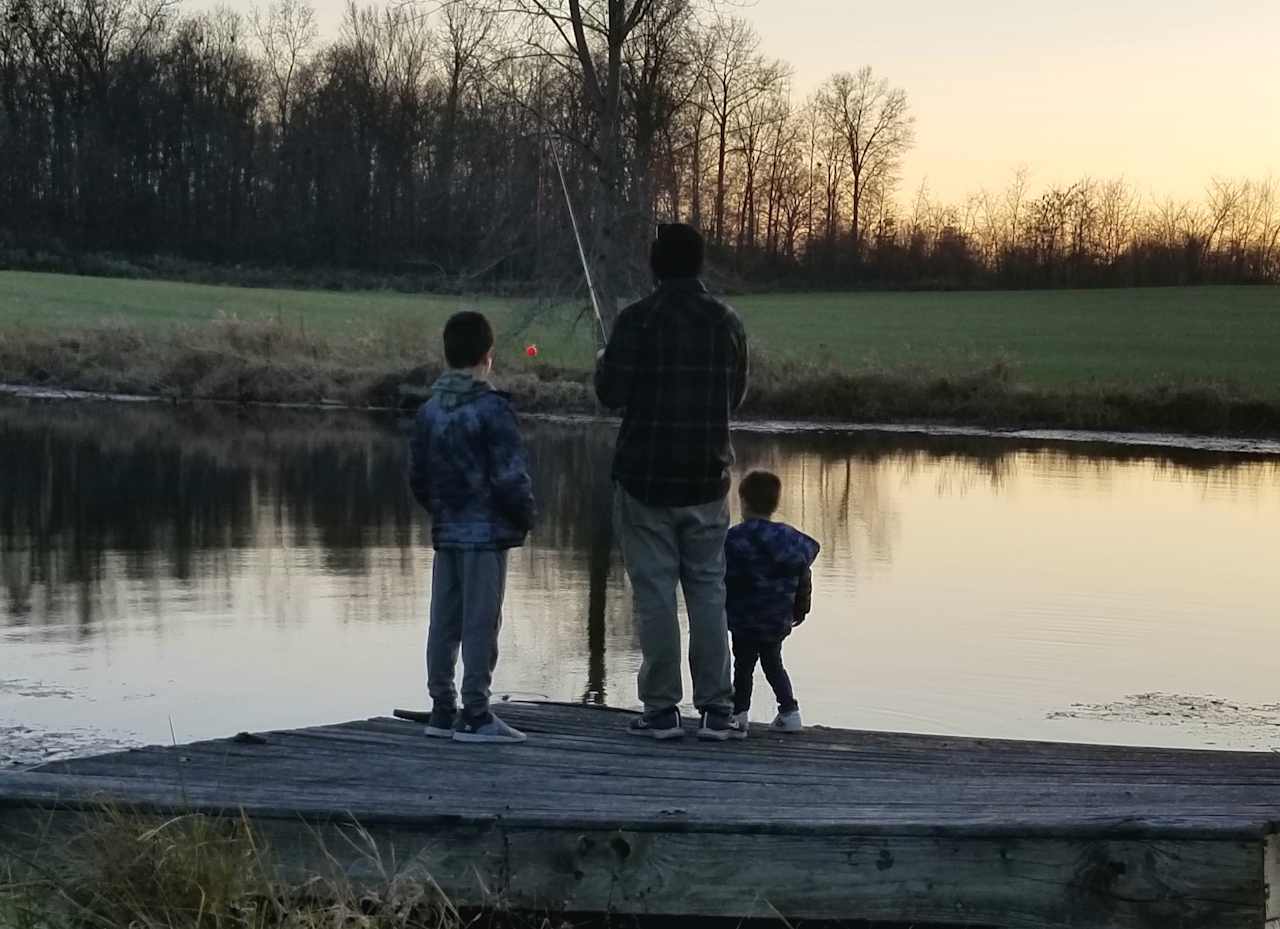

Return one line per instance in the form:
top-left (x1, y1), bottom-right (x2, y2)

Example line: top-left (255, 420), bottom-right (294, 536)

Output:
top-left (2, 0), bottom-right (1277, 310)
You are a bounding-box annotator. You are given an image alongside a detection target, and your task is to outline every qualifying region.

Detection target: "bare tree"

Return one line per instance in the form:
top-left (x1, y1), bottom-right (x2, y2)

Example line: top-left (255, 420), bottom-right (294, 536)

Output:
top-left (433, 0), bottom-right (497, 240)
top-left (334, 0), bottom-right (435, 245)
top-left (43, 0), bottom-right (176, 92)
top-left (1096, 178), bottom-right (1137, 266)
top-left (251, 0), bottom-right (317, 133)
top-left (761, 107), bottom-right (810, 260)
top-left (731, 78), bottom-right (788, 252)
top-left (814, 100), bottom-right (848, 250)
top-left (496, 0), bottom-right (669, 329)
top-left (816, 66), bottom-right (913, 254)
top-left (760, 101), bottom-right (801, 257)
top-left (1251, 179), bottom-right (1280, 278)
top-left (695, 15), bottom-right (785, 247)
top-left (623, 0), bottom-right (698, 232)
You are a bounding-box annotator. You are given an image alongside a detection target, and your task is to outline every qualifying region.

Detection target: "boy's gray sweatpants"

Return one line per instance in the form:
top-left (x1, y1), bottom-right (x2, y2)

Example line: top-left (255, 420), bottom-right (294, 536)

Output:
top-left (426, 548), bottom-right (508, 716)
top-left (614, 487), bottom-right (734, 717)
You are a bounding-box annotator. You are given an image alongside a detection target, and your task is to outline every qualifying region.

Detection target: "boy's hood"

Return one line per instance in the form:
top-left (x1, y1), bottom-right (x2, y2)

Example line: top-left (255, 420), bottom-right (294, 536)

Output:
top-left (431, 370), bottom-right (492, 411)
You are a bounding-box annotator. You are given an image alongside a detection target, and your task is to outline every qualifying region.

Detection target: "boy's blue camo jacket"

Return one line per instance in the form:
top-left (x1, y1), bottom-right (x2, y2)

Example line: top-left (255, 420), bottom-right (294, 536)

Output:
top-left (408, 371), bottom-right (535, 550)
top-left (725, 518), bottom-right (821, 640)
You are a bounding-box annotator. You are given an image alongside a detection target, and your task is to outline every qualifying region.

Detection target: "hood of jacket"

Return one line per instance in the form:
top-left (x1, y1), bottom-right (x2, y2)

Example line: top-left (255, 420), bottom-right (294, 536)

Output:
top-left (432, 370), bottom-right (492, 411)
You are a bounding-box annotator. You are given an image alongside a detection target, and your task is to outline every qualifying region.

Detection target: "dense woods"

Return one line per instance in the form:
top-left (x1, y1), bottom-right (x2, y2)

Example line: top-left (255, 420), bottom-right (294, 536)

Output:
top-left (2, 0), bottom-right (1278, 300)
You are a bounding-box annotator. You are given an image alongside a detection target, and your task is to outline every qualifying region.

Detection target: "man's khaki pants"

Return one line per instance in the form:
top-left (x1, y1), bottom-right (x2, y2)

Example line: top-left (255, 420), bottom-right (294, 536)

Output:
top-left (614, 487), bottom-right (734, 717)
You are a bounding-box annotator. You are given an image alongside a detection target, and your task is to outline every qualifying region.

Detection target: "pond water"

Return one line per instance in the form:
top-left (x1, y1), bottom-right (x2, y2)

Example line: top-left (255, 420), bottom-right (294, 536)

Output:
top-left (2, 397), bottom-right (1279, 764)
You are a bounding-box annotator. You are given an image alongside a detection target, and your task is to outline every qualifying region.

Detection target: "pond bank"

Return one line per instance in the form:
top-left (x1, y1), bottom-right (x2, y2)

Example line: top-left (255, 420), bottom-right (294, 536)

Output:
top-left (2, 317), bottom-right (1280, 441)
top-left (6, 382), bottom-right (1280, 458)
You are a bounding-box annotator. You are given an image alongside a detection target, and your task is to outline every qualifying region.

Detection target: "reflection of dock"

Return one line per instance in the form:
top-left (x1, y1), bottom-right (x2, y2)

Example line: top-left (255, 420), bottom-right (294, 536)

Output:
top-left (2, 703), bottom-right (1278, 928)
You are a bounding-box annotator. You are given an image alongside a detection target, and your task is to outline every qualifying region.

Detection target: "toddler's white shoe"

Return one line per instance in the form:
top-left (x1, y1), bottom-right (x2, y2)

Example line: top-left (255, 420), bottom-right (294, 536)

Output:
top-left (772, 710), bottom-right (803, 732)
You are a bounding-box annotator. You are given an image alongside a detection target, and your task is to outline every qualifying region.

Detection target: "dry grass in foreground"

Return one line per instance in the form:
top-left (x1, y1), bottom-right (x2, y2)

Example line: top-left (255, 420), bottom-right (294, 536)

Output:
top-left (0, 806), bottom-right (892, 929)
top-left (0, 805), bottom-right (568, 929)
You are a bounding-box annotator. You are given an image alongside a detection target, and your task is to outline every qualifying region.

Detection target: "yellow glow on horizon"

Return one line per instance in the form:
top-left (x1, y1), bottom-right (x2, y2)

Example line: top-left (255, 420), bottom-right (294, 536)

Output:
top-left (744, 0), bottom-right (1280, 202)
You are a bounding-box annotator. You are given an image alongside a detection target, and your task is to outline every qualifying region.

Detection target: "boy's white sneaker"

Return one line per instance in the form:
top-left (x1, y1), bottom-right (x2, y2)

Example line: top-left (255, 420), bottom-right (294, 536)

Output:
top-left (731, 711), bottom-right (751, 735)
top-left (772, 710), bottom-right (803, 732)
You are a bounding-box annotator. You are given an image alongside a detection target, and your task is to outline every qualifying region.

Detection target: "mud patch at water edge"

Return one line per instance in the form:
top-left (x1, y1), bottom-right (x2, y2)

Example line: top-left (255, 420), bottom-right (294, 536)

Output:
top-left (1049, 693), bottom-right (1280, 749)
top-left (1, 723), bottom-right (139, 769)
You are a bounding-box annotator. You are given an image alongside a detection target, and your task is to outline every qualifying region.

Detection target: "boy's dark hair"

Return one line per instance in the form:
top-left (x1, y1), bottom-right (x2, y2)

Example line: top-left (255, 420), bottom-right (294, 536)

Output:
top-left (650, 223), bottom-right (704, 279)
top-left (738, 470), bottom-right (782, 516)
top-left (443, 311), bottom-right (494, 369)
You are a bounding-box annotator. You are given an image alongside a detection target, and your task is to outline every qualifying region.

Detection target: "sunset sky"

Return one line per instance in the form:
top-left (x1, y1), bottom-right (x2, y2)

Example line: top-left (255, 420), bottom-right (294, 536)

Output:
top-left (213, 0), bottom-right (1280, 204)
top-left (747, 0), bottom-right (1280, 202)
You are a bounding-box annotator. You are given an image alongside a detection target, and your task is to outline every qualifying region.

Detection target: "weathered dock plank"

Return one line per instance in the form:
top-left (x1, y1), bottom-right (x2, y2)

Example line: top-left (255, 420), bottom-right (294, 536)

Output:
top-left (2, 702), bottom-right (1279, 928)
top-left (1268, 833), bottom-right (1280, 928)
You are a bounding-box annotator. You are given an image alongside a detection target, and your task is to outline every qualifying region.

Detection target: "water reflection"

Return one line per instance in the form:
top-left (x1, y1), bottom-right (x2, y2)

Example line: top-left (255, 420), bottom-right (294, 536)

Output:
top-left (2, 398), bottom-right (1279, 756)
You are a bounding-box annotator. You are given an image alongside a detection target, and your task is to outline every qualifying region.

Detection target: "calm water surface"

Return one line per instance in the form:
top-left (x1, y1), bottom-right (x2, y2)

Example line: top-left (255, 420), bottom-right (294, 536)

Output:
top-left (3, 397), bottom-right (1279, 762)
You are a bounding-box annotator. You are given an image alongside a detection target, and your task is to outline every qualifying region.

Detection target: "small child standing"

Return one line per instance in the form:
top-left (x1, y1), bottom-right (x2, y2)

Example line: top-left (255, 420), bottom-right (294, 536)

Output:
top-left (725, 471), bottom-right (821, 733)
top-left (408, 311), bottom-right (536, 745)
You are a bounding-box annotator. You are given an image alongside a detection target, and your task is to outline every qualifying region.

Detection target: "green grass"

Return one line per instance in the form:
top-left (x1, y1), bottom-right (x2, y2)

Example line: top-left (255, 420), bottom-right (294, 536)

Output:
top-left (5, 271), bottom-right (1278, 397)
top-left (0, 269), bottom-right (514, 334)
top-left (2, 270), bottom-right (1279, 435)
top-left (733, 287), bottom-right (1280, 397)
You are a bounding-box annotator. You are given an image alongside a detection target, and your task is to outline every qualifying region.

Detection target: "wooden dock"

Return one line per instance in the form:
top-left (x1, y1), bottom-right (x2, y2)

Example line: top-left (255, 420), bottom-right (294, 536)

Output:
top-left (2, 703), bottom-right (1279, 928)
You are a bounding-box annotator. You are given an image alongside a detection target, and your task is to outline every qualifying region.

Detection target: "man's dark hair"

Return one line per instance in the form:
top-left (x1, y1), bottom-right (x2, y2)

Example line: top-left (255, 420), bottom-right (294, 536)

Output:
top-left (738, 470), bottom-right (782, 516)
top-left (650, 223), bottom-right (704, 279)
top-left (443, 311), bottom-right (494, 369)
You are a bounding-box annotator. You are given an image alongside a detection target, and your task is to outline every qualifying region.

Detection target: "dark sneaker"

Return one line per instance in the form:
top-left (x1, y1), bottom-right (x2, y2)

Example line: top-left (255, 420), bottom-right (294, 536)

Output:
top-left (423, 706), bottom-right (456, 740)
top-left (453, 712), bottom-right (527, 744)
top-left (697, 712), bottom-right (748, 742)
top-left (627, 709), bottom-right (685, 741)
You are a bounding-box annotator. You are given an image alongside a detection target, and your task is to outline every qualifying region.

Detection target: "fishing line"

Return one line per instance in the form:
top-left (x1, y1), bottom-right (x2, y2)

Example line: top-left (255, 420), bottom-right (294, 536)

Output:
top-left (545, 135), bottom-right (609, 344)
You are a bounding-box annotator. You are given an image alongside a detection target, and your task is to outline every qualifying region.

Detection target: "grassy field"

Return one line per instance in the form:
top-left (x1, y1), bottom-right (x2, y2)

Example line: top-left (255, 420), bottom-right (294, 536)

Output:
top-left (0, 270), bottom-right (513, 336)
top-left (3, 270), bottom-right (1278, 394)
top-left (2, 270), bottom-right (1278, 433)
top-left (736, 288), bottom-right (1280, 396)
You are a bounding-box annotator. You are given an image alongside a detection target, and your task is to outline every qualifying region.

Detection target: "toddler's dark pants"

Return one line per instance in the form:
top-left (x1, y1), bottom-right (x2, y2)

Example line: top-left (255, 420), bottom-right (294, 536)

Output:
top-left (732, 633), bottom-right (798, 715)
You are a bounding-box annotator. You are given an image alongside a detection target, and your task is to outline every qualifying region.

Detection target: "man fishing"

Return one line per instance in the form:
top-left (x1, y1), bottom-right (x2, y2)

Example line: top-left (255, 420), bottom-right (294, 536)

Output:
top-left (594, 223), bottom-right (750, 741)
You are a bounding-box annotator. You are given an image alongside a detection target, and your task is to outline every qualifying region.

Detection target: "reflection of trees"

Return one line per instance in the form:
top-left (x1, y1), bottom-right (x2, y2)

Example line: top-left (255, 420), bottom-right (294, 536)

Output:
top-left (736, 433), bottom-right (902, 568)
top-left (521, 421), bottom-right (620, 704)
top-left (3, 399), bottom-right (1277, 683)
top-left (0, 401), bottom-right (633, 700)
top-left (732, 429), bottom-right (1280, 574)
top-left (0, 401), bottom-right (418, 633)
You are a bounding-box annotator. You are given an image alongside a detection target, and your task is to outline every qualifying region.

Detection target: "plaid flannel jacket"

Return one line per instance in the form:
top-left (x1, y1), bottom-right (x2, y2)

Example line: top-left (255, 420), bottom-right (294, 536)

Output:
top-left (594, 279), bottom-right (749, 507)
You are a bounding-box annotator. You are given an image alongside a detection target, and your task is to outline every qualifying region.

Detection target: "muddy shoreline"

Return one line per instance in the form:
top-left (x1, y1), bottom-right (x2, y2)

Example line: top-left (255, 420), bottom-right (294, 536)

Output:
top-left (5, 382), bottom-right (1280, 458)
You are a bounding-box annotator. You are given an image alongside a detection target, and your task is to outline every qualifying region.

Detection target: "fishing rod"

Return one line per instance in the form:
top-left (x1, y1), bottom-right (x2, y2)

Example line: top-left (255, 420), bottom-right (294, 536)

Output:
top-left (544, 134), bottom-right (609, 345)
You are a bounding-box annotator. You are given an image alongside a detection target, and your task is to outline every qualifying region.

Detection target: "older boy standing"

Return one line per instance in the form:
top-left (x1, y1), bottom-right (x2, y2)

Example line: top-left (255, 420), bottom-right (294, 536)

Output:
top-left (409, 311), bottom-right (535, 744)
top-left (595, 224), bottom-right (750, 741)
